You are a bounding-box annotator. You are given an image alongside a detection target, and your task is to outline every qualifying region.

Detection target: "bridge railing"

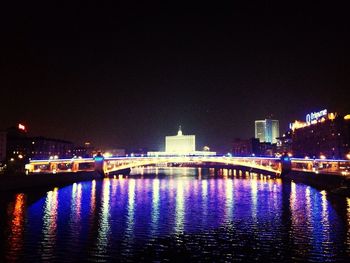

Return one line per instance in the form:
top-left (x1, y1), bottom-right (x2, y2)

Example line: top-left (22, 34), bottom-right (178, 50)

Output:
top-left (103, 156), bottom-right (282, 174)
top-left (26, 156), bottom-right (282, 174)
top-left (26, 158), bottom-right (95, 174)
top-left (290, 158), bottom-right (350, 176)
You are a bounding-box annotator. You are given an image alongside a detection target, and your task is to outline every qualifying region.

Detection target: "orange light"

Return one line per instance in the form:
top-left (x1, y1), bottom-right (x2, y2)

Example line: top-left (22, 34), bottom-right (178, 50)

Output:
top-left (328, 113), bottom-right (336, 120)
top-left (290, 120), bottom-right (307, 131)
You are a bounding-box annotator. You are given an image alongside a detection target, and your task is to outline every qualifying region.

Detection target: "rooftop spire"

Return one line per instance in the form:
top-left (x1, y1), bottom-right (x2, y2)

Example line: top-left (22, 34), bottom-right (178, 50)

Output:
top-left (177, 125), bottom-right (183, 136)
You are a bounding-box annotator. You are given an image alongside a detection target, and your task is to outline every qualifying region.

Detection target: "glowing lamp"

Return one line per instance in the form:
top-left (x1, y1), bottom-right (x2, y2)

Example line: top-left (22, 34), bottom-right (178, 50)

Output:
top-left (103, 152), bottom-right (112, 158)
top-left (18, 123), bottom-right (26, 131)
top-left (328, 113), bottom-right (336, 120)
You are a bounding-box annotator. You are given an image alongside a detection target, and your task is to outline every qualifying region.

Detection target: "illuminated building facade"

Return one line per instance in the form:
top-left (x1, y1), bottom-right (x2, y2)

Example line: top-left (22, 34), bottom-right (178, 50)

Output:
top-left (291, 113), bottom-right (350, 159)
top-left (255, 119), bottom-right (280, 144)
top-left (165, 127), bottom-right (195, 154)
top-left (148, 127), bottom-right (216, 156)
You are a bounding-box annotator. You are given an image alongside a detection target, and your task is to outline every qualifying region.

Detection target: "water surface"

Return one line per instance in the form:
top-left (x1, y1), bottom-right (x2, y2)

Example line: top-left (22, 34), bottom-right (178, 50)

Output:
top-left (0, 167), bottom-right (349, 262)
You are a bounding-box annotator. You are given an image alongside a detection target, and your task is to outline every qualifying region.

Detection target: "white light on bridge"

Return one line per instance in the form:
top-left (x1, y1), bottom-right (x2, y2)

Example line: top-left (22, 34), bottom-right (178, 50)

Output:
top-left (103, 152), bottom-right (112, 158)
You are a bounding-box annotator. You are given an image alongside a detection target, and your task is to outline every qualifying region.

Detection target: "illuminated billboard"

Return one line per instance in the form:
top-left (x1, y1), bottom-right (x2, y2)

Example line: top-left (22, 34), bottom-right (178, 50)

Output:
top-left (306, 109), bottom-right (327, 125)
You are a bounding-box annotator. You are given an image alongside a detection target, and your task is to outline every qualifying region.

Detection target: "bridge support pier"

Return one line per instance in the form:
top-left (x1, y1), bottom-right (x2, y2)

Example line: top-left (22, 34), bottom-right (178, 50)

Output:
top-left (280, 154), bottom-right (292, 178)
top-left (94, 154), bottom-right (105, 178)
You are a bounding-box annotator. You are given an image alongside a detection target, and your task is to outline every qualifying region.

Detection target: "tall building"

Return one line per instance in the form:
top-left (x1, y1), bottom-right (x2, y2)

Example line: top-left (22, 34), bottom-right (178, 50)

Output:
top-left (165, 126), bottom-right (195, 154)
top-left (255, 119), bottom-right (280, 144)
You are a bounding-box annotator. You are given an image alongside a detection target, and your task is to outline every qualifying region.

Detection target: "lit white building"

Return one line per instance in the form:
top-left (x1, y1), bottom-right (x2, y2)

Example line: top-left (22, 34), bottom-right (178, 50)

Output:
top-left (165, 127), bottom-right (195, 153)
top-left (148, 127), bottom-right (216, 156)
top-left (255, 119), bottom-right (280, 144)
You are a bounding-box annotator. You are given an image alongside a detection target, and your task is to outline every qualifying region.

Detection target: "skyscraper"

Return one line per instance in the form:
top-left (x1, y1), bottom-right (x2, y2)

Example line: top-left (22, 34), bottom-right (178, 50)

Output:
top-left (255, 119), bottom-right (280, 144)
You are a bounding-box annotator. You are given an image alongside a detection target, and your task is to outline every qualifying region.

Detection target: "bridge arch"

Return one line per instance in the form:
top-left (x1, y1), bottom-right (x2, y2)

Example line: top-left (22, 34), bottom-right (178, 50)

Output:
top-left (104, 156), bottom-right (281, 175)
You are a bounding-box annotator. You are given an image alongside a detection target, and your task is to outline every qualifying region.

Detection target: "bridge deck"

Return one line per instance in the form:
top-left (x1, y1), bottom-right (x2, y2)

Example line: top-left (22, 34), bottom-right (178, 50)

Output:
top-left (26, 156), bottom-right (350, 177)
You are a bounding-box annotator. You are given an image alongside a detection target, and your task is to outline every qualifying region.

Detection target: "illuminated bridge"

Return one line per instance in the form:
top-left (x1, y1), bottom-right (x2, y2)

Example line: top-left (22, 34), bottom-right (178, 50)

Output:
top-left (26, 156), bottom-right (350, 177)
top-left (26, 156), bottom-right (282, 176)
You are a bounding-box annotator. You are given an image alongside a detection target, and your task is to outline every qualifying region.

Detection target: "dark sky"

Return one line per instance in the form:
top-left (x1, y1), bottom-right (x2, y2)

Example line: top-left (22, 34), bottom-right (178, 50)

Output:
top-left (1, 2), bottom-right (349, 152)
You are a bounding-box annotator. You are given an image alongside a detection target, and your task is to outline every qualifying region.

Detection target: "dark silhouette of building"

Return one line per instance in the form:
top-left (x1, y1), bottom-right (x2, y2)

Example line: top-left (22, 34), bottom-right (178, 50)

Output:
top-left (232, 138), bottom-right (259, 156)
top-left (5, 124), bottom-right (75, 165)
top-left (276, 130), bottom-right (293, 155)
top-left (232, 138), bottom-right (278, 157)
top-left (258, 142), bottom-right (277, 157)
top-left (29, 136), bottom-right (74, 160)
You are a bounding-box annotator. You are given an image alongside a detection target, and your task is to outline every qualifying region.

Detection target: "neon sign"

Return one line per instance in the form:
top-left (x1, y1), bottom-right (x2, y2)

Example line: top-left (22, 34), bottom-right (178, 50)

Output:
top-left (306, 109), bottom-right (327, 125)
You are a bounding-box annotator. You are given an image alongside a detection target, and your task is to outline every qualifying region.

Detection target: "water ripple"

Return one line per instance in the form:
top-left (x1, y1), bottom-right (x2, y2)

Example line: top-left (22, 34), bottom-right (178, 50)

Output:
top-left (0, 167), bottom-right (349, 262)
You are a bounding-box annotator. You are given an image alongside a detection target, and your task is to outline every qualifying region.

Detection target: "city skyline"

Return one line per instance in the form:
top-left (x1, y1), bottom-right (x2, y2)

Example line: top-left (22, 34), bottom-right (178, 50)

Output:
top-left (1, 2), bottom-right (349, 151)
top-left (1, 3), bottom-right (350, 262)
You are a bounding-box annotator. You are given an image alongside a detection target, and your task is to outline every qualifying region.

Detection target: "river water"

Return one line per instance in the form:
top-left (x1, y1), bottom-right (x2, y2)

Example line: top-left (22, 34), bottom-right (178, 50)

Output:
top-left (0, 167), bottom-right (349, 262)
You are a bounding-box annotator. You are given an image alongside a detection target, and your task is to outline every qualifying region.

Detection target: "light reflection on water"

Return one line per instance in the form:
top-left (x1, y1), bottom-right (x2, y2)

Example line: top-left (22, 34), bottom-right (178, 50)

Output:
top-left (0, 167), bottom-right (349, 262)
top-left (347, 197), bottom-right (350, 251)
top-left (96, 178), bottom-right (111, 258)
top-left (151, 179), bottom-right (160, 236)
top-left (41, 187), bottom-right (58, 261)
top-left (175, 179), bottom-right (185, 234)
top-left (5, 193), bottom-right (26, 262)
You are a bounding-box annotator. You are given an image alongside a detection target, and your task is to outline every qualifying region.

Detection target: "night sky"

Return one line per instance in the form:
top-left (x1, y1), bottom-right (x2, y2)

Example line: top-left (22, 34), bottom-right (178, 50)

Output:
top-left (1, 2), bottom-right (349, 152)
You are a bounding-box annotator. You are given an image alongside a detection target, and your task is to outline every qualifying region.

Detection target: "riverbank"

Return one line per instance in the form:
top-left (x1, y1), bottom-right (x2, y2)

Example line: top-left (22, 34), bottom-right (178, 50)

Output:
top-left (283, 171), bottom-right (350, 197)
top-left (0, 171), bottom-right (103, 192)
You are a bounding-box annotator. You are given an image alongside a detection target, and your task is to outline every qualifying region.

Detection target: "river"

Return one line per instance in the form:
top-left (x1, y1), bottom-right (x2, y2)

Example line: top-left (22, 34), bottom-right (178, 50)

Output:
top-left (0, 167), bottom-right (349, 262)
